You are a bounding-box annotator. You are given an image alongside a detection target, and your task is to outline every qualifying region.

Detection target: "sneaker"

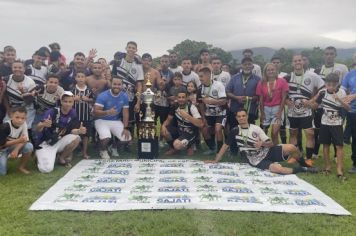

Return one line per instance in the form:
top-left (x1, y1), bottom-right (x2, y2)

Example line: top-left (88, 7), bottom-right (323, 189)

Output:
top-left (203, 149), bottom-right (216, 155)
top-left (186, 147), bottom-right (194, 156)
top-left (348, 166), bottom-right (356, 174)
top-left (303, 167), bottom-right (319, 174)
top-left (312, 154), bottom-right (319, 159)
top-left (100, 150), bottom-right (111, 160)
top-left (109, 146), bottom-right (119, 157)
top-left (304, 159), bottom-right (313, 167)
top-left (165, 148), bottom-right (178, 155)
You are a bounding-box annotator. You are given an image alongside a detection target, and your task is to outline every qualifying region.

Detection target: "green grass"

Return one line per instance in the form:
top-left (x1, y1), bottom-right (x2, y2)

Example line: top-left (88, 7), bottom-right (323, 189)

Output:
top-left (0, 142), bottom-right (355, 236)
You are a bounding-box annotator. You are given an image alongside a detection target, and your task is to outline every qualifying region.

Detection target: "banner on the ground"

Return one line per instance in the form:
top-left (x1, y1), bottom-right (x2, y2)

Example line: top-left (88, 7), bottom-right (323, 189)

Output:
top-left (30, 159), bottom-right (351, 215)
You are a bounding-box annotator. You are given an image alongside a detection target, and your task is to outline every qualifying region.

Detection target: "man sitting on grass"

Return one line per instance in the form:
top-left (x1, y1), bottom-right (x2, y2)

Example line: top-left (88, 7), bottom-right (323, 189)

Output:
top-left (204, 108), bottom-right (318, 174)
top-left (0, 106), bottom-right (33, 175)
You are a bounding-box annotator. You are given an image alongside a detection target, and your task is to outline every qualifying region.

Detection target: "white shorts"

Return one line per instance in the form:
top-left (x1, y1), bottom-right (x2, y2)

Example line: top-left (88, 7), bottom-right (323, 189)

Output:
top-left (36, 134), bottom-right (80, 173)
top-left (95, 119), bottom-right (132, 141)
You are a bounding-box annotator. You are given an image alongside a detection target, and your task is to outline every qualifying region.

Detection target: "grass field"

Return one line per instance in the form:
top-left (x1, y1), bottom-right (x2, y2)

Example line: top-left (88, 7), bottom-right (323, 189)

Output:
top-left (0, 141), bottom-right (355, 236)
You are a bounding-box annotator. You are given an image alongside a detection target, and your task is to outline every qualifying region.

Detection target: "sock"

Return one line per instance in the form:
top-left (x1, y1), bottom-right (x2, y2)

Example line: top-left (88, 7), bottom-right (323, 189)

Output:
top-left (205, 138), bottom-right (216, 150)
top-left (306, 147), bottom-right (314, 159)
top-left (217, 141), bottom-right (223, 152)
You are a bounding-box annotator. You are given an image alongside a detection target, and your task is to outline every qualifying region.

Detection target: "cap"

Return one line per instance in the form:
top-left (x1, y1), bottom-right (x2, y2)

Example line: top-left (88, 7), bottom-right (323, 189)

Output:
top-left (60, 91), bottom-right (74, 100)
top-left (142, 53), bottom-right (152, 60)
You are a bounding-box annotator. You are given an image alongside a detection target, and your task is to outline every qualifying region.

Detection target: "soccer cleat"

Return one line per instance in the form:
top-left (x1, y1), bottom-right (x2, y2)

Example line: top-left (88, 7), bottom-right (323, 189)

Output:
top-left (109, 145), bottom-right (119, 157)
top-left (303, 167), bottom-right (319, 174)
top-left (304, 159), bottom-right (313, 167)
top-left (100, 150), bottom-right (111, 160)
top-left (287, 158), bottom-right (297, 164)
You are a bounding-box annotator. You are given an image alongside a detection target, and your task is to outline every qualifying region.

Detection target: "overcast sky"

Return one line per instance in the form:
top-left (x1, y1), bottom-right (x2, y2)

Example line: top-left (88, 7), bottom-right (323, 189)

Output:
top-left (1, 0), bottom-right (356, 61)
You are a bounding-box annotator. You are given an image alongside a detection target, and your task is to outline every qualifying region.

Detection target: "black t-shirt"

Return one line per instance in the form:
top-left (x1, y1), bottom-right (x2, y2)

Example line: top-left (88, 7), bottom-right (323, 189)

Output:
top-left (0, 123), bottom-right (11, 147)
top-left (0, 63), bottom-right (12, 78)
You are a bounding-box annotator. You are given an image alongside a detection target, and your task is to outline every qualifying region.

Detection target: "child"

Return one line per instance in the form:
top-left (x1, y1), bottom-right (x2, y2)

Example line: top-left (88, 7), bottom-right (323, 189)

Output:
top-left (168, 72), bottom-right (186, 106)
top-left (0, 106), bottom-right (33, 175)
top-left (311, 73), bottom-right (350, 180)
top-left (186, 81), bottom-right (198, 105)
top-left (72, 71), bottom-right (94, 159)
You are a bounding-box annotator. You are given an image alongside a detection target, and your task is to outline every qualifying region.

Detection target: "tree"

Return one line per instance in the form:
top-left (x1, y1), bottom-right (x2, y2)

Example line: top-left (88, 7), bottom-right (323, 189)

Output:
top-left (168, 39), bottom-right (233, 64)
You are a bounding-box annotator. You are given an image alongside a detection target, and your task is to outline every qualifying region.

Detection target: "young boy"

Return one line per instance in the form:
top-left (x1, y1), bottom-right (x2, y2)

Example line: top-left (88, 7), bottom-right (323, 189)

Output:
top-left (311, 73), bottom-right (350, 180)
top-left (168, 72), bottom-right (187, 106)
top-left (72, 71), bottom-right (94, 159)
top-left (0, 106), bottom-right (33, 175)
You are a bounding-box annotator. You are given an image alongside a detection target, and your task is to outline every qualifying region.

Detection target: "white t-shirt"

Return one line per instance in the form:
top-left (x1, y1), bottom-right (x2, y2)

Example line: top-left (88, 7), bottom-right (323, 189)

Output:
top-left (169, 66), bottom-right (183, 74)
top-left (6, 120), bottom-right (28, 140)
top-left (319, 63), bottom-right (349, 83)
top-left (198, 80), bottom-right (227, 116)
top-left (182, 71), bottom-right (201, 87)
top-left (213, 71), bottom-right (231, 87)
top-left (27, 64), bottom-right (48, 86)
top-left (6, 75), bottom-right (36, 108)
top-left (287, 71), bottom-right (324, 117)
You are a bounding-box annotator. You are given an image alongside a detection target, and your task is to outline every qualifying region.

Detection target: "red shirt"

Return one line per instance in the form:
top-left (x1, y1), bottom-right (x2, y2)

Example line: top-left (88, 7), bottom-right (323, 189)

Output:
top-left (256, 77), bottom-right (289, 107)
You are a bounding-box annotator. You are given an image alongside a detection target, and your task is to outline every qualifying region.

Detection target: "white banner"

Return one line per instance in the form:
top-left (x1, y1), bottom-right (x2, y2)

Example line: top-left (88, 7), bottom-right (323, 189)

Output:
top-left (30, 159), bottom-right (351, 215)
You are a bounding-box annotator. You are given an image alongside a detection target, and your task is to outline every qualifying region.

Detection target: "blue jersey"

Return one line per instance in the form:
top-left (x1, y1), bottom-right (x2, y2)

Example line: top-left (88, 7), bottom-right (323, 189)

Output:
top-left (341, 69), bottom-right (356, 113)
top-left (95, 89), bottom-right (129, 120)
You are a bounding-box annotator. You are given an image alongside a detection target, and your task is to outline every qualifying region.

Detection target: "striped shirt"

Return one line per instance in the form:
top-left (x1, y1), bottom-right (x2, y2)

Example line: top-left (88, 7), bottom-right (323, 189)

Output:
top-left (26, 64), bottom-right (48, 86)
top-left (36, 85), bottom-right (64, 113)
top-left (72, 85), bottom-right (94, 122)
top-left (5, 75), bottom-right (36, 107)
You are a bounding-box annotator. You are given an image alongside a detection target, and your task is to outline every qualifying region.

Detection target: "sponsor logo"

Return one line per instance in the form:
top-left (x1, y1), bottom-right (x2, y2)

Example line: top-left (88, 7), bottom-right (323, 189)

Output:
top-left (103, 169), bottom-right (129, 175)
top-left (199, 193), bottom-right (221, 202)
top-left (159, 177), bottom-right (187, 183)
top-left (227, 196), bottom-right (263, 204)
top-left (192, 168), bottom-right (208, 174)
top-left (295, 198), bottom-right (325, 206)
top-left (284, 189), bottom-right (311, 196)
top-left (260, 187), bottom-right (280, 195)
top-left (304, 77), bottom-right (311, 85)
top-left (82, 196), bottom-right (118, 203)
top-left (212, 171), bottom-right (239, 177)
top-left (158, 185), bottom-right (190, 192)
top-left (157, 195), bottom-right (191, 204)
top-left (129, 195), bottom-right (150, 203)
top-left (160, 169), bottom-right (185, 174)
top-left (55, 193), bottom-right (82, 202)
top-left (90, 187), bottom-right (121, 193)
top-left (222, 186), bottom-right (253, 193)
top-left (208, 164), bottom-right (233, 170)
top-left (135, 177), bottom-right (155, 183)
top-left (217, 178), bottom-right (245, 184)
top-left (131, 185), bottom-right (153, 193)
top-left (273, 180), bottom-right (297, 186)
top-left (268, 196), bottom-right (292, 205)
top-left (252, 179), bottom-right (270, 185)
top-left (194, 176), bottom-right (213, 182)
top-left (108, 163), bottom-right (132, 168)
top-left (75, 175), bottom-right (96, 182)
top-left (196, 184), bottom-right (217, 192)
top-left (136, 169), bottom-right (155, 174)
top-left (160, 163), bottom-right (185, 168)
top-left (82, 167), bottom-right (102, 173)
top-left (96, 177), bottom-right (126, 183)
top-left (65, 184), bottom-right (89, 192)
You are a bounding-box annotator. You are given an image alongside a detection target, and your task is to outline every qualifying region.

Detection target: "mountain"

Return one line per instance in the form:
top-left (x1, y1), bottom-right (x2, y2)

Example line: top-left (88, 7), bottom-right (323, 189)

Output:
top-left (230, 47), bottom-right (356, 61)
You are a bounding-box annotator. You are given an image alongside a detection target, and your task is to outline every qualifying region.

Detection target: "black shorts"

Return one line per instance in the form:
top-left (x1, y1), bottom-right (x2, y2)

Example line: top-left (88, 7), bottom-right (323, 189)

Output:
top-left (288, 116), bottom-right (313, 129)
top-left (205, 116), bottom-right (225, 127)
top-left (255, 145), bottom-right (286, 170)
top-left (319, 125), bottom-right (344, 146)
top-left (154, 105), bottom-right (170, 125)
top-left (167, 125), bottom-right (197, 148)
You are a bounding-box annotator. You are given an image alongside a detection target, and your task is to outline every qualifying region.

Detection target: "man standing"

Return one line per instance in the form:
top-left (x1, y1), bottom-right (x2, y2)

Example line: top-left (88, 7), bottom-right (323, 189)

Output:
top-left (211, 57), bottom-right (231, 87)
top-left (159, 55), bottom-right (174, 84)
top-left (161, 91), bottom-right (203, 156)
top-left (181, 57), bottom-right (201, 87)
top-left (0, 46), bottom-right (16, 78)
top-left (197, 67), bottom-right (227, 154)
top-left (94, 76), bottom-right (131, 159)
top-left (169, 51), bottom-right (183, 74)
top-left (242, 49), bottom-right (262, 77)
top-left (142, 53), bottom-right (161, 89)
top-left (194, 48), bottom-right (212, 73)
top-left (341, 70), bottom-right (356, 173)
top-left (286, 54), bottom-right (324, 166)
top-left (226, 58), bottom-right (260, 128)
top-left (112, 41), bottom-right (144, 137)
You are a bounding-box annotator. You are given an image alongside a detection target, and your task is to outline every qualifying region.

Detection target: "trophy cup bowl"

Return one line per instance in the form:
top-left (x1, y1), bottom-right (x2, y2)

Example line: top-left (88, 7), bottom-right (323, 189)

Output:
top-left (142, 87), bottom-right (155, 122)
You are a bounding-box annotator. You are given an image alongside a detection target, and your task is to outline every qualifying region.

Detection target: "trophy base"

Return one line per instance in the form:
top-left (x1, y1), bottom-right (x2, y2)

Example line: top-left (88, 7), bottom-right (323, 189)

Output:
top-left (138, 137), bottom-right (159, 159)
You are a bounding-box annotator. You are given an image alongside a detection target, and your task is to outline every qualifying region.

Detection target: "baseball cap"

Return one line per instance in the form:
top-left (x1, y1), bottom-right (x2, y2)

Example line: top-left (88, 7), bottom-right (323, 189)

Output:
top-left (60, 91), bottom-right (74, 100)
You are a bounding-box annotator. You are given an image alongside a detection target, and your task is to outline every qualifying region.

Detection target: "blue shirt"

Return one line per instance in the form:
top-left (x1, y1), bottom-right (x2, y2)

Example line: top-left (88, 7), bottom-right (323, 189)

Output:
top-left (341, 69), bottom-right (356, 113)
top-left (95, 89), bottom-right (129, 120)
top-left (226, 73), bottom-right (261, 113)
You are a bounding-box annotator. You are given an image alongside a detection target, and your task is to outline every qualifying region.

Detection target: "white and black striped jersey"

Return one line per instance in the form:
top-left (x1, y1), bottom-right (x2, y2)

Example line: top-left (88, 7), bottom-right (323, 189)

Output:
top-left (287, 71), bottom-right (324, 117)
top-left (197, 80), bottom-right (227, 116)
top-left (26, 64), bottom-right (48, 86)
top-left (5, 75), bottom-right (36, 107)
top-left (112, 58), bottom-right (144, 102)
top-left (36, 85), bottom-right (64, 113)
top-left (182, 71), bottom-right (201, 87)
top-left (226, 124), bottom-right (270, 166)
top-left (72, 85), bottom-right (94, 122)
top-left (315, 88), bottom-right (347, 126)
top-left (212, 70), bottom-right (231, 87)
top-left (170, 104), bottom-right (201, 135)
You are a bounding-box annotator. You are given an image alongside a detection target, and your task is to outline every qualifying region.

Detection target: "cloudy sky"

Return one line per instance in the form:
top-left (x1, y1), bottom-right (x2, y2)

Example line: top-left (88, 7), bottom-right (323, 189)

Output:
top-left (1, 0), bottom-right (356, 61)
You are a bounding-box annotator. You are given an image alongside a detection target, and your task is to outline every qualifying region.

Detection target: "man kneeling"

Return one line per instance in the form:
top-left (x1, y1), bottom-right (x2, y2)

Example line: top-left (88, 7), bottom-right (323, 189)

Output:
top-left (35, 91), bottom-right (86, 173)
top-left (205, 108), bottom-right (318, 174)
top-left (161, 91), bottom-right (203, 156)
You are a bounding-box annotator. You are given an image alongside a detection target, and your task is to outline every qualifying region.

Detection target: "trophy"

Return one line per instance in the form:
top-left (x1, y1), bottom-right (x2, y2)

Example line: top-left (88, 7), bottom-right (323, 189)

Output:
top-left (137, 73), bottom-right (159, 159)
